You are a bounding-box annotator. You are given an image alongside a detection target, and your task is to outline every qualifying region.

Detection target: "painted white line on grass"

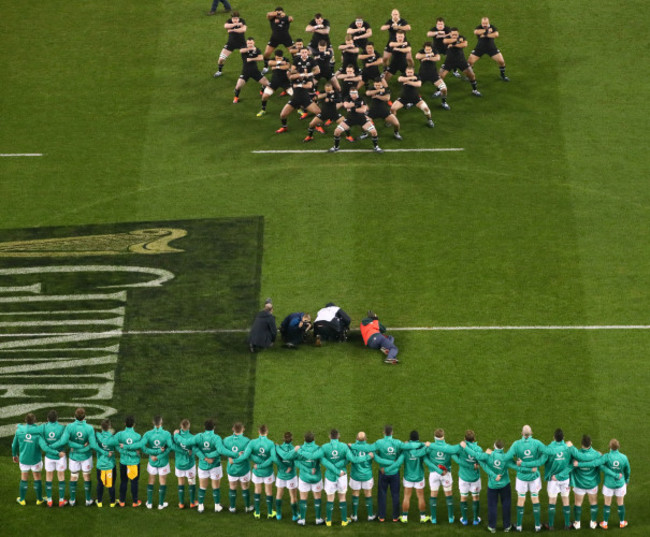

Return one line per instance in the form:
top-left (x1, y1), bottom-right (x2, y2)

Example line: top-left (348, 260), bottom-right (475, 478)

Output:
top-left (1, 325), bottom-right (650, 338)
top-left (252, 148), bottom-right (464, 154)
top-left (0, 153), bottom-right (43, 157)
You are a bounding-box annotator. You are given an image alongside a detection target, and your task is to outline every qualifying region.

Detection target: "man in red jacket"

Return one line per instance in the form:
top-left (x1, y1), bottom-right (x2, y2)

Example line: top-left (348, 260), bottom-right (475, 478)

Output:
top-left (360, 311), bottom-right (399, 364)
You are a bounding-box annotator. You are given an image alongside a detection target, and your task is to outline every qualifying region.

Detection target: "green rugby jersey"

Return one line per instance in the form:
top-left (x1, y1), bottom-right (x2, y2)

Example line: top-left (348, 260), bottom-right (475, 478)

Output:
top-left (579, 449), bottom-right (630, 489)
top-left (453, 441), bottom-right (483, 482)
top-left (12, 423), bottom-right (45, 465)
top-left (424, 438), bottom-right (461, 474)
top-left (503, 435), bottom-right (546, 482)
top-left (52, 419), bottom-right (99, 462)
top-left (42, 422), bottom-right (65, 460)
top-left (400, 441), bottom-right (428, 482)
top-left (193, 430), bottom-right (224, 471)
top-left (372, 434), bottom-right (404, 476)
top-left (570, 447), bottom-right (602, 489)
top-left (222, 433), bottom-right (251, 477)
top-left (295, 441), bottom-right (323, 484)
top-left (348, 440), bottom-right (375, 482)
top-left (130, 426), bottom-right (173, 468)
top-left (239, 435), bottom-right (276, 477)
top-left (114, 427), bottom-right (142, 466)
top-left (274, 442), bottom-right (298, 480)
top-left (95, 430), bottom-right (117, 470)
top-left (172, 430), bottom-right (197, 471)
top-left (522, 440), bottom-right (573, 481)
top-left (319, 439), bottom-right (368, 482)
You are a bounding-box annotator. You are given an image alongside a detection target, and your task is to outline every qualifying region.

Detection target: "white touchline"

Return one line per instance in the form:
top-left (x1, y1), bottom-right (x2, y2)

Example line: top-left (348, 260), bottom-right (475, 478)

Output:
top-left (0, 153), bottom-right (43, 157)
top-left (1, 325), bottom-right (650, 338)
top-left (251, 148), bottom-right (464, 154)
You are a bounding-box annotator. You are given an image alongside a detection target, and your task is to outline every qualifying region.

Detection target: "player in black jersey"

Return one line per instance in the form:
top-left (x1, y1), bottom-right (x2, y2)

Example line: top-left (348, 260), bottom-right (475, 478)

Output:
top-left (427, 17), bottom-right (451, 56)
top-left (366, 79), bottom-right (401, 140)
top-left (383, 30), bottom-right (411, 82)
top-left (390, 66), bottom-right (434, 128)
top-left (328, 88), bottom-right (382, 153)
top-left (439, 28), bottom-right (482, 97)
top-left (338, 34), bottom-right (360, 74)
top-left (336, 64), bottom-right (362, 99)
top-left (347, 17), bottom-right (372, 50)
top-left (214, 12), bottom-right (247, 77)
top-left (313, 41), bottom-right (341, 92)
top-left (263, 7), bottom-right (294, 72)
top-left (305, 13), bottom-right (332, 53)
top-left (275, 48), bottom-right (321, 134)
top-left (468, 17), bottom-right (509, 81)
top-left (416, 42), bottom-right (450, 110)
top-left (258, 49), bottom-right (293, 117)
top-left (359, 42), bottom-right (386, 89)
top-left (380, 9), bottom-right (412, 68)
top-left (233, 38), bottom-right (270, 104)
top-left (304, 83), bottom-right (344, 142)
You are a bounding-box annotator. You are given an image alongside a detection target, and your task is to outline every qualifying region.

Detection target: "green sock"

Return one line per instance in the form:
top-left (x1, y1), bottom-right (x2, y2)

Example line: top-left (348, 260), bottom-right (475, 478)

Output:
top-left (189, 484), bottom-right (196, 504)
top-left (266, 495), bottom-right (273, 514)
top-left (366, 496), bottom-right (374, 517)
top-left (430, 496), bottom-right (437, 521)
top-left (472, 499), bottom-right (479, 521)
top-left (574, 505), bottom-right (582, 523)
top-left (198, 487), bottom-right (206, 505)
top-left (34, 480), bottom-right (43, 501)
top-left (19, 480), bottom-right (28, 501)
top-left (228, 489), bottom-right (236, 509)
top-left (326, 500), bottom-right (334, 522)
top-left (533, 502), bottom-right (541, 527)
top-left (314, 498), bottom-right (322, 519)
top-left (291, 501), bottom-right (299, 518)
top-left (402, 510), bottom-right (408, 518)
top-left (212, 488), bottom-right (220, 505)
top-left (460, 499), bottom-right (468, 520)
top-left (58, 482), bottom-right (66, 501)
top-left (45, 481), bottom-right (53, 500)
top-left (299, 499), bottom-right (307, 519)
top-left (69, 481), bottom-right (77, 502)
top-left (516, 506), bottom-right (524, 527)
top-left (603, 505), bottom-right (611, 523)
top-left (446, 496), bottom-right (454, 520)
top-left (618, 505), bottom-right (625, 522)
top-left (590, 504), bottom-right (598, 522)
top-left (147, 484), bottom-right (154, 504)
top-left (254, 493), bottom-right (261, 515)
top-left (159, 485), bottom-right (167, 504)
top-left (84, 481), bottom-right (91, 502)
top-left (242, 489), bottom-right (250, 508)
top-left (563, 505), bottom-right (571, 527)
top-left (548, 504), bottom-right (556, 527)
top-left (340, 501), bottom-right (347, 522)
top-left (178, 485), bottom-right (185, 505)
top-left (352, 495), bottom-right (359, 516)
top-left (275, 497), bottom-right (282, 515)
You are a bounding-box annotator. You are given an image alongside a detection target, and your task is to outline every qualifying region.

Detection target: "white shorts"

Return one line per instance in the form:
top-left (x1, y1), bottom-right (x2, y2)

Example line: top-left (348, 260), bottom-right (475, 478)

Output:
top-left (19, 461), bottom-right (43, 473)
top-left (252, 473), bottom-right (275, 485)
top-left (148, 463), bottom-right (171, 476)
top-left (276, 476), bottom-right (298, 489)
top-left (459, 477), bottom-right (481, 495)
top-left (573, 485), bottom-right (598, 496)
top-left (349, 478), bottom-right (374, 491)
top-left (227, 471), bottom-right (251, 483)
top-left (175, 465), bottom-right (196, 479)
top-left (547, 478), bottom-right (570, 497)
top-left (45, 455), bottom-right (67, 472)
top-left (516, 477), bottom-right (542, 496)
top-left (198, 466), bottom-right (223, 480)
top-left (69, 457), bottom-right (93, 474)
top-left (403, 478), bottom-right (425, 489)
top-left (602, 484), bottom-right (626, 497)
top-left (324, 475), bottom-right (348, 494)
top-left (429, 471), bottom-right (453, 491)
top-left (298, 478), bottom-right (323, 493)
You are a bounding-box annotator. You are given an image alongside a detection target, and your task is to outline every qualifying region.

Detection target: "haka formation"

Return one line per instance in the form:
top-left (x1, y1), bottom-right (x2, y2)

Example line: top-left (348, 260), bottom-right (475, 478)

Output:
top-left (13, 410), bottom-right (630, 532)
top-left (214, 7), bottom-right (510, 153)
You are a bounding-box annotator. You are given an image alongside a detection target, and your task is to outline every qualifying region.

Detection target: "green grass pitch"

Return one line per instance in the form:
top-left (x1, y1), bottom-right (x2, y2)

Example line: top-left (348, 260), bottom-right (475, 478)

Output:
top-left (0, 0), bottom-right (648, 535)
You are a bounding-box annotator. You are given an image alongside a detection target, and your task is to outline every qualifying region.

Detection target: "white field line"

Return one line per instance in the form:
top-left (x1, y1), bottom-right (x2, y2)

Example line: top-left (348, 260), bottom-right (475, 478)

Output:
top-left (0, 153), bottom-right (43, 157)
top-left (252, 148), bottom-right (464, 154)
top-left (1, 325), bottom-right (650, 338)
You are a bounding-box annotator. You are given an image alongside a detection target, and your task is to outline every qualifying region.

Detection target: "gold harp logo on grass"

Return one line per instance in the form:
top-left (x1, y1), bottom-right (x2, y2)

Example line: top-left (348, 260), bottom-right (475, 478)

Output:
top-left (0, 228), bottom-right (187, 257)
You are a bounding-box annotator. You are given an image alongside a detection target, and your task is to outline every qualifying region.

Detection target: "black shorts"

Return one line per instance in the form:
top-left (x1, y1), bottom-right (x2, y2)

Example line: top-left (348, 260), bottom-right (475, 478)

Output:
top-left (268, 35), bottom-right (293, 48)
top-left (386, 57), bottom-right (408, 75)
top-left (346, 113), bottom-right (369, 127)
top-left (318, 110), bottom-right (341, 122)
top-left (419, 71), bottom-right (440, 83)
top-left (471, 44), bottom-right (500, 57)
top-left (269, 77), bottom-right (290, 91)
top-left (288, 91), bottom-right (313, 109)
top-left (239, 70), bottom-right (264, 82)
top-left (224, 41), bottom-right (245, 52)
top-left (397, 95), bottom-right (422, 106)
top-left (362, 68), bottom-right (382, 83)
top-left (316, 68), bottom-right (333, 81)
top-left (384, 43), bottom-right (393, 53)
top-left (441, 58), bottom-right (469, 72)
top-left (368, 108), bottom-right (391, 120)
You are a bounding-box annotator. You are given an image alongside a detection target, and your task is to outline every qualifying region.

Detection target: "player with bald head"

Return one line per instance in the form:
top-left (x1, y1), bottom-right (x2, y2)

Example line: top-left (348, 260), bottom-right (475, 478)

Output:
top-left (348, 431), bottom-right (377, 521)
top-left (504, 425), bottom-right (546, 532)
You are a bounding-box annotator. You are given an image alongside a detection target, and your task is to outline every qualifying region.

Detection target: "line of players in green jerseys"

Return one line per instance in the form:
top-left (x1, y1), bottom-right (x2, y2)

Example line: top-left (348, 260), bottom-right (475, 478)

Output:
top-left (13, 411), bottom-right (630, 531)
top-left (212, 8), bottom-right (510, 152)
